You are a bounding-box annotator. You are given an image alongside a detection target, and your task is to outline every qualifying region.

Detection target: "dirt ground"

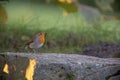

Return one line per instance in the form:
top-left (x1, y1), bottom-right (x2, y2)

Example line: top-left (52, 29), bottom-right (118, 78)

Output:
top-left (81, 42), bottom-right (120, 58)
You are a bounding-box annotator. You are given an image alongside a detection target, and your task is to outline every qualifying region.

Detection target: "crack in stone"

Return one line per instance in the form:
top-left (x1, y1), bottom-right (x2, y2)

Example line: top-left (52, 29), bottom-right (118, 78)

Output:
top-left (83, 65), bottom-right (120, 80)
top-left (105, 70), bottom-right (120, 80)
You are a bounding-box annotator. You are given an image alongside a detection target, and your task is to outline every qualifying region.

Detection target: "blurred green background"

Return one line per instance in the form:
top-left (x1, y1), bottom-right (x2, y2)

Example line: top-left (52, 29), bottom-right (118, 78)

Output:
top-left (0, 0), bottom-right (120, 53)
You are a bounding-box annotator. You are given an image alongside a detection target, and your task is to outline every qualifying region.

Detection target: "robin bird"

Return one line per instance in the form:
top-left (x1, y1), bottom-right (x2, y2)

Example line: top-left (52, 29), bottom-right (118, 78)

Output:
top-left (25, 32), bottom-right (46, 53)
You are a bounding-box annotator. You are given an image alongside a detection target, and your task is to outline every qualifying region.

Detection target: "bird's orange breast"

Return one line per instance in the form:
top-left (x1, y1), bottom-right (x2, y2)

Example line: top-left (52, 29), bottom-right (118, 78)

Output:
top-left (39, 33), bottom-right (45, 44)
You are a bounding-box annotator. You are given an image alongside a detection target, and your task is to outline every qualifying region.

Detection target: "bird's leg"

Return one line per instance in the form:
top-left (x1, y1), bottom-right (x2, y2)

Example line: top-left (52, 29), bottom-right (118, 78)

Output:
top-left (27, 50), bottom-right (30, 54)
top-left (37, 49), bottom-right (40, 54)
top-left (37, 49), bottom-right (42, 54)
top-left (25, 46), bottom-right (30, 54)
top-left (33, 49), bottom-right (39, 54)
top-left (33, 49), bottom-right (36, 54)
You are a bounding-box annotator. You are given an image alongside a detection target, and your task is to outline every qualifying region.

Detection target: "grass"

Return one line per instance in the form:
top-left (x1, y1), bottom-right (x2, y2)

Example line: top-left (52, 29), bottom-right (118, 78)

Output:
top-left (0, 2), bottom-right (120, 53)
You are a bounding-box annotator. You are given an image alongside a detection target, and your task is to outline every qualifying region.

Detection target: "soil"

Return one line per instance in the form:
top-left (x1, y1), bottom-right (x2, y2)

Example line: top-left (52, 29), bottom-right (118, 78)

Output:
top-left (81, 42), bottom-right (120, 58)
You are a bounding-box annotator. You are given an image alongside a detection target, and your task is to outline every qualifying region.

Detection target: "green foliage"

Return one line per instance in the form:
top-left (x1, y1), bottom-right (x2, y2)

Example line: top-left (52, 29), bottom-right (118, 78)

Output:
top-left (0, 19), bottom-right (120, 53)
top-left (32, 0), bottom-right (78, 13)
top-left (0, 3), bottom-right (120, 53)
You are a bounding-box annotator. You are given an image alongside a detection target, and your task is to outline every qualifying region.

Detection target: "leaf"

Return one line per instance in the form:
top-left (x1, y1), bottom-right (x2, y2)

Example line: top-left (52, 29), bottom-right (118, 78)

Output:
top-left (0, 4), bottom-right (8, 24)
top-left (51, 0), bottom-right (78, 13)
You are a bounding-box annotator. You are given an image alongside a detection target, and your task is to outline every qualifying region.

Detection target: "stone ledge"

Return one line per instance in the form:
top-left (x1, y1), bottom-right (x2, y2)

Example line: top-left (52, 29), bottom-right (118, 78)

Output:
top-left (0, 52), bottom-right (120, 80)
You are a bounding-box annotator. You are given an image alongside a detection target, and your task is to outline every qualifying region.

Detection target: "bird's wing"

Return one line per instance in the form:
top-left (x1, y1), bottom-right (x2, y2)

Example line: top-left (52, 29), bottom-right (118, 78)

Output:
top-left (25, 39), bottom-right (34, 46)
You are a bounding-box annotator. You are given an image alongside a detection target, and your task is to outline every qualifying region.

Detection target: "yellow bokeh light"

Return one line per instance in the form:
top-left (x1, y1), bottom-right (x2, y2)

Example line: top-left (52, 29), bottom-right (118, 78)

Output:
top-left (59, 0), bottom-right (65, 3)
top-left (66, 0), bottom-right (72, 4)
top-left (25, 59), bottom-right (37, 80)
top-left (59, 0), bottom-right (72, 4)
top-left (3, 64), bottom-right (9, 74)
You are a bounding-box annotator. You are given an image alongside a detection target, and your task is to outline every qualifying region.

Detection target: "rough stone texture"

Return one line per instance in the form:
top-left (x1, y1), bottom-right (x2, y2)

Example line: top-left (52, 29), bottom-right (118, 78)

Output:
top-left (0, 52), bottom-right (120, 80)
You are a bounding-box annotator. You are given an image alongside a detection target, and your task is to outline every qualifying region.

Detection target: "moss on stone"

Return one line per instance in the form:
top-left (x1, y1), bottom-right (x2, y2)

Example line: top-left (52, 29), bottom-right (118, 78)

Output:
top-left (66, 74), bottom-right (74, 80)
